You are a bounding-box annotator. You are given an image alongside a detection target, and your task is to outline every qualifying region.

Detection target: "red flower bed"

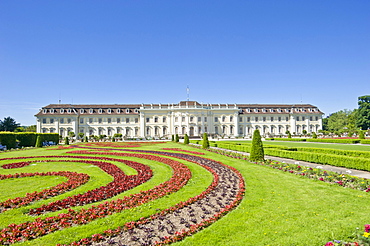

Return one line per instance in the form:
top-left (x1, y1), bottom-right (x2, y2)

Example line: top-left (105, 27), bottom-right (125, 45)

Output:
top-left (161, 148), bottom-right (205, 155)
top-left (0, 171), bottom-right (89, 212)
top-left (0, 152), bottom-right (192, 245)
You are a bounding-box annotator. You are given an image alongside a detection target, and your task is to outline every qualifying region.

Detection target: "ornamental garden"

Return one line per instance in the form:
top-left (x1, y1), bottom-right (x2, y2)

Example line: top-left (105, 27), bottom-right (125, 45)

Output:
top-left (0, 137), bottom-right (370, 245)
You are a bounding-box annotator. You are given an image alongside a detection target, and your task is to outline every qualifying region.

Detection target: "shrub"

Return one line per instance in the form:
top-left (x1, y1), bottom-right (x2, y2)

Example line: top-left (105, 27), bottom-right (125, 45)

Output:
top-left (35, 135), bottom-right (42, 148)
top-left (65, 136), bottom-right (69, 145)
top-left (202, 133), bottom-right (209, 149)
top-left (250, 129), bottom-right (264, 161)
top-left (312, 132), bottom-right (317, 139)
top-left (184, 134), bottom-right (189, 144)
top-left (359, 131), bottom-right (365, 139)
top-left (84, 136), bottom-right (88, 142)
top-left (175, 134), bottom-right (179, 143)
top-left (171, 135), bottom-right (174, 141)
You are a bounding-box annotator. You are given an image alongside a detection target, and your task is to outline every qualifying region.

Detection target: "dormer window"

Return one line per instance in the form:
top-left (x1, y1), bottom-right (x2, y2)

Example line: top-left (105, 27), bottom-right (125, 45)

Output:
top-left (126, 108), bottom-right (130, 113)
top-left (89, 109), bottom-right (93, 114)
top-left (134, 109), bottom-right (138, 113)
top-left (285, 109), bottom-right (290, 113)
top-left (98, 109), bottom-right (102, 114)
top-left (254, 109), bottom-right (258, 113)
top-left (108, 108), bottom-right (112, 114)
top-left (68, 109), bottom-right (72, 113)
top-left (51, 109), bottom-right (55, 113)
top-left (43, 109), bottom-right (47, 113)
top-left (61, 108), bottom-right (64, 113)
top-left (270, 109), bottom-right (274, 112)
top-left (247, 108), bottom-right (251, 113)
top-left (117, 108), bottom-right (121, 113)
top-left (80, 109), bottom-right (84, 114)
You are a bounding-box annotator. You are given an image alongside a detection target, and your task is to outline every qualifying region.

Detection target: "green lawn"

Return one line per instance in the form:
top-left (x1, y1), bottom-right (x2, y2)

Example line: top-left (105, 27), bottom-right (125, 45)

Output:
top-left (0, 143), bottom-right (369, 245)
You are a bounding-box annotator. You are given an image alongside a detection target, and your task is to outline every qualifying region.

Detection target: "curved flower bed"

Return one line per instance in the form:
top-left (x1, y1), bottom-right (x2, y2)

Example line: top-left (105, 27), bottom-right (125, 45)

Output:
top-left (60, 149), bottom-right (245, 246)
top-left (0, 171), bottom-right (89, 212)
top-left (0, 152), bottom-right (192, 245)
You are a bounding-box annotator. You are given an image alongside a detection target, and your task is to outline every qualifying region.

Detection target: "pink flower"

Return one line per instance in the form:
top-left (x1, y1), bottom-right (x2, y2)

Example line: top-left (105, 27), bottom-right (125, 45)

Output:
top-left (325, 242), bottom-right (334, 246)
top-left (365, 224), bottom-right (370, 233)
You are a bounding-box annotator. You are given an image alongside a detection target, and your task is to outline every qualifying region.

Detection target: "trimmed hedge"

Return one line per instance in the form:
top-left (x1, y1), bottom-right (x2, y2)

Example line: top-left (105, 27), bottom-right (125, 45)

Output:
top-left (264, 148), bottom-right (370, 172)
top-left (16, 132), bottom-right (37, 147)
top-left (0, 133), bottom-right (59, 149)
top-left (0, 132), bottom-right (17, 149)
top-left (267, 138), bottom-right (361, 144)
top-left (266, 138), bottom-right (306, 142)
top-left (360, 140), bottom-right (370, 144)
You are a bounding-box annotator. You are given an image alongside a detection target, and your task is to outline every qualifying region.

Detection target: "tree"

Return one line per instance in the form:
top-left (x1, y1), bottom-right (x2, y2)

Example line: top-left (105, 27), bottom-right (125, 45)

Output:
top-left (175, 134), bottom-right (179, 143)
top-left (202, 133), bottom-right (209, 149)
top-left (250, 129), bottom-right (264, 162)
top-left (171, 135), bottom-right (174, 142)
top-left (184, 134), bottom-right (189, 144)
top-left (359, 131), bottom-right (365, 139)
top-left (25, 125), bottom-right (37, 132)
top-left (0, 117), bottom-right (20, 132)
top-left (78, 132), bottom-right (84, 140)
top-left (357, 95), bottom-right (370, 130)
top-left (84, 136), bottom-right (88, 142)
top-left (312, 132), bottom-right (317, 139)
top-left (326, 109), bottom-right (358, 134)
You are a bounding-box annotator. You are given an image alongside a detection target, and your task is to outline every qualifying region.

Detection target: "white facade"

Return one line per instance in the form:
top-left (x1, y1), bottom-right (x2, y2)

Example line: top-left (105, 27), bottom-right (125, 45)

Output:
top-left (35, 101), bottom-right (323, 138)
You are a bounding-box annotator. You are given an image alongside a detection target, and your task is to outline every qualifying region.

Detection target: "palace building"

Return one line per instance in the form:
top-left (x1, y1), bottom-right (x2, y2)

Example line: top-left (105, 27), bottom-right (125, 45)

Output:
top-left (35, 101), bottom-right (323, 138)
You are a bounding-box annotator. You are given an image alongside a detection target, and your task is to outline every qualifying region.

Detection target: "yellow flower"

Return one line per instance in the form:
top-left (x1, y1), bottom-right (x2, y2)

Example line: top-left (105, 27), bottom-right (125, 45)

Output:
top-left (363, 232), bottom-right (370, 238)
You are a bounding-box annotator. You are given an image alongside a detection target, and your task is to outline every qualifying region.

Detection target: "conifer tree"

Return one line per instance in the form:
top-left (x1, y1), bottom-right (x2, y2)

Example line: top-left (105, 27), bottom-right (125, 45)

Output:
top-left (250, 129), bottom-right (264, 162)
top-left (359, 130), bottom-right (365, 139)
top-left (84, 136), bottom-right (88, 142)
top-left (65, 136), bottom-right (69, 145)
top-left (35, 136), bottom-right (42, 148)
top-left (312, 132), bottom-right (317, 139)
top-left (175, 134), bottom-right (179, 143)
top-left (184, 134), bottom-right (189, 144)
top-left (171, 135), bottom-right (174, 141)
top-left (202, 133), bottom-right (209, 149)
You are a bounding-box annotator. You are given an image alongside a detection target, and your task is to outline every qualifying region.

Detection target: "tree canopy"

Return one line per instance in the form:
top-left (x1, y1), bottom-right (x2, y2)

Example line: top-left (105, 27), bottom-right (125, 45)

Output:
top-left (0, 117), bottom-right (20, 132)
top-left (357, 95), bottom-right (370, 130)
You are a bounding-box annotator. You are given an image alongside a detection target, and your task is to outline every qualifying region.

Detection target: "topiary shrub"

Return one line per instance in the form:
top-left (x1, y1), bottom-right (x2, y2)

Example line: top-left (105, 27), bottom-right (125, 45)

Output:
top-left (250, 129), bottom-right (264, 162)
top-left (175, 134), bottom-right (179, 143)
top-left (359, 131), bottom-right (365, 139)
top-left (202, 133), bottom-right (209, 149)
top-left (288, 132), bottom-right (292, 138)
top-left (171, 135), bottom-right (174, 142)
top-left (184, 134), bottom-right (189, 144)
top-left (35, 135), bottom-right (42, 148)
top-left (65, 136), bottom-right (69, 145)
top-left (312, 132), bottom-right (317, 139)
top-left (84, 136), bottom-right (88, 142)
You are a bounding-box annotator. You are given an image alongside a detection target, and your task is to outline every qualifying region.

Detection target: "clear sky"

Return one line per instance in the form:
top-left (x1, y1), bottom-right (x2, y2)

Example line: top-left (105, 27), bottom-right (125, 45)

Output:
top-left (0, 1), bottom-right (369, 126)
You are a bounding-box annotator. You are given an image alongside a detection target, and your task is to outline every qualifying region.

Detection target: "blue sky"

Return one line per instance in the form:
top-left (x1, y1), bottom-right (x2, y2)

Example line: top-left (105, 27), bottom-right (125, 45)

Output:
top-left (0, 1), bottom-right (369, 126)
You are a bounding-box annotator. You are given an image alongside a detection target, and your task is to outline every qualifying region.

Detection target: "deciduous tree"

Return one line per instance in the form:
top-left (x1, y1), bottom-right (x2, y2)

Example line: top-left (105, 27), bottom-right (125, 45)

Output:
top-left (357, 95), bottom-right (370, 130)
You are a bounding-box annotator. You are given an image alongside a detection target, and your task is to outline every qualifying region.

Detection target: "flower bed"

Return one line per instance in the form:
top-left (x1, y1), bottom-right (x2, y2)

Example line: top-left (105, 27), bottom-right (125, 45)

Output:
top-left (161, 148), bottom-right (205, 155)
top-left (0, 171), bottom-right (89, 212)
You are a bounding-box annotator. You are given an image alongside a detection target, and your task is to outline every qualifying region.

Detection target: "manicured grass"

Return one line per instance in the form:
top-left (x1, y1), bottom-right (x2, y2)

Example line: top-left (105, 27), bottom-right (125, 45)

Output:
top-left (1, 142), bottom-right (369, 245)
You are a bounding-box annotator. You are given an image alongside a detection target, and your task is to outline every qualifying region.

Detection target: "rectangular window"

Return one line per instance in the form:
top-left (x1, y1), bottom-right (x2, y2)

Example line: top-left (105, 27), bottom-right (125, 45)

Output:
top-left (316, 116), bottom-right (318, 121)
top-left (135, 118), bottom-right (138, 123)
top-left (126, 118), bottom-right (130, 123)
top-left (154, 117), bottom-right (158, 123)
top-left (270, 117), bottom-right (273, 122)
top-left (98, 118), bottom-right (102, 124)
top-left (146, 118), bottom-right (150, 123)
top-left (68, 118), bottom-right (71, 124)
top-left (60, 118), bottom-right (64, 124)
top-left (190, 116), bottom-right (193, 122)
top-left (117, 118), bottom-right (121, 123)
top-left (263, 117), bottom-right (266, 122)
top-left (230, 116), bottom-right (233, 122)
top-left (175, 117), bottom-right (178, 122)
top-left (255, 117), bottom-right (258, 122)
top-left (286, 117), bottom-right (289, 121)
top-left (310, 117), bottom-right (312, 121)
top-left (247, 117), bottom-right (250, 122)
top-left (89, 118), bottom-right (93, 124)
top-left (204, 117), bottom-right (207, 122)
top-left (50, 118), bottom-right (54, 124)
top-left (296, 117), bottom-right (300, 121)
top-left (163, 116), bottom-right (166, 123)
top-left (108, 118), bottom-right (112, 124)
top-left (214, 117), bottom-right (218, 122)
top-left (239, 117), bottom-right (242, 122)
top-left (302, 116), bottom-right (305, 121)
top-left (222, 116), bottom-right (226, 122)
top-left (278, 117), bottom-right (281, 122)
top-left (42, 118), bottom-right (47, 124)
top-left (198, 117), bottom-right (201, 122)
top-left (80, 118), bottom-right (83, 124)
top-left (182, 117), bottom-right (185, 122)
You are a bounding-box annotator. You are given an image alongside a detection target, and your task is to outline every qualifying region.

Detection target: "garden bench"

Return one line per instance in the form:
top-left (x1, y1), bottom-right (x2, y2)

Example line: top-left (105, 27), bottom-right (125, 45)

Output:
top-left (0, 144), bottom-right (7, 151)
